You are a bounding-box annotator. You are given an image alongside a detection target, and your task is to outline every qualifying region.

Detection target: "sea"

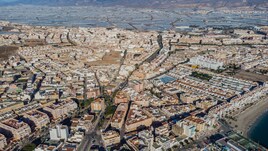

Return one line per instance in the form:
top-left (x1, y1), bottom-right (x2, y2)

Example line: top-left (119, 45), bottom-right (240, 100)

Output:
top-left (248, 111), bottom-right (268, 149)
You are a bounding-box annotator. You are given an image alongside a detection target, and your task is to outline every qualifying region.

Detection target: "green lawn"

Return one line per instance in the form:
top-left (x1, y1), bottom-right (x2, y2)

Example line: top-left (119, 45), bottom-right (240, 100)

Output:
top-left (80, 98), bottom-right (94, 109)
top-left (105, 105), bottom-right (117, 118)
top-left (22, 143), bottom-right (36, 151)
top-left (190, 71), bottom-right (212, 81)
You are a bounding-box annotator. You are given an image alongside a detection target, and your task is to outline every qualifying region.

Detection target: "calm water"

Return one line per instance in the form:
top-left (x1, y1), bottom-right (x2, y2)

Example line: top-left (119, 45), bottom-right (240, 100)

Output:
top-left (249, 111), bottom-right (268, 148)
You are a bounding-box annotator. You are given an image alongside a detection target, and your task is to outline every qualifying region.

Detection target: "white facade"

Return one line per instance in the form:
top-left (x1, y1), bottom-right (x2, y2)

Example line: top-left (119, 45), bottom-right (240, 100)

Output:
top-left (183, 124), bottom-right (196, 137)
top-left (189, 56), bottom-right (224, 70)
top-left (138, 130), bottom-right (154, 151)
top-left (177, 121), bottom-right (196, 137)
top-left (49, 125), bottom-right (69, 141)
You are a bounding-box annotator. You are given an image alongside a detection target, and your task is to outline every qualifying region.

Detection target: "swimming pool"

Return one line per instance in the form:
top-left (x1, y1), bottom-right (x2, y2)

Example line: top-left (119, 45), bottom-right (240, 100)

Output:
top-left (160, 75), bottom-right (176, 84)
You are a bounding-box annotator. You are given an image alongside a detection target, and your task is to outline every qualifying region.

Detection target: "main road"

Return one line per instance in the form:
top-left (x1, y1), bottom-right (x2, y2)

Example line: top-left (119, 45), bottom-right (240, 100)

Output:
top-left (78, 34), bottom-right (164, 150)
top-left (78, 112), bottom-right (103, 151)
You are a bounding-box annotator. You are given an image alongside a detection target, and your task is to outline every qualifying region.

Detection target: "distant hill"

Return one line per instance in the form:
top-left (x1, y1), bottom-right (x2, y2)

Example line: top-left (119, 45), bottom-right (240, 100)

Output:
top-left (1, 0), bottom-right (268, 9)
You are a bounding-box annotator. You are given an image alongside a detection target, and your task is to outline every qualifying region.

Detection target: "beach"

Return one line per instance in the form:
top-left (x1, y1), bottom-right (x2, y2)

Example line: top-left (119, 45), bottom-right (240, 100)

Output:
top-left (230, 96), bottom-right (268, 137)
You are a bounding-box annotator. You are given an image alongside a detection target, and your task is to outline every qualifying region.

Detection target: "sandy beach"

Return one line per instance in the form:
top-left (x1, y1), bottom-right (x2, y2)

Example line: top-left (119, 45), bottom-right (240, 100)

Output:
top-left (230, 97), bottom-right (268, 137)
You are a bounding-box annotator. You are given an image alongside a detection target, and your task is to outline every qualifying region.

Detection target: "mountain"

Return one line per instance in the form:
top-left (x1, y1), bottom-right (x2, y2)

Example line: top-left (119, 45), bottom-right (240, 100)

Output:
top-left (1, 0), bottom-right (268, 9)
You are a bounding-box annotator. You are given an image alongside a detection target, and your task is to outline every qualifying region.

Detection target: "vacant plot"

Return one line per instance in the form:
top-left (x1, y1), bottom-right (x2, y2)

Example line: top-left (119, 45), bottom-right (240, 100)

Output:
top-left (234, 70), bottom-right (268, 82)
top-left (1, 26), bottom-right (14, 32)
top-left (88, 51), bottom-right (121, 66)
top-left (24, 39), bottom-right (47, 47)
top-left (0, 45), bottom-right (18, 60)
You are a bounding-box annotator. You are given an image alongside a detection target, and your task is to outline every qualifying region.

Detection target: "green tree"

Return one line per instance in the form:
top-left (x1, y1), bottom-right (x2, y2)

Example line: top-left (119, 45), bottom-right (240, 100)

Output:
top-left (22, 143), bottom-right (36, 151)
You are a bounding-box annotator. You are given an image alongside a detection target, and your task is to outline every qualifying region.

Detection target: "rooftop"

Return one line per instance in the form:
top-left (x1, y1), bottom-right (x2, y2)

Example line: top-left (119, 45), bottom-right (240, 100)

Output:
top-left (2, 119), bottom-right (28, 129)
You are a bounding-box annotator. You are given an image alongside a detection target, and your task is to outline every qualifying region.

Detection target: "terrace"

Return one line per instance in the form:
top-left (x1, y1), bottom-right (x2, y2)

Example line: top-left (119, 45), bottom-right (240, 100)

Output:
top-left (112, 103), bottom-right (128, 119)
top-left (26, 110), bottom-right (46, 119)
top-left (2, 119), bottom-right (26, 129)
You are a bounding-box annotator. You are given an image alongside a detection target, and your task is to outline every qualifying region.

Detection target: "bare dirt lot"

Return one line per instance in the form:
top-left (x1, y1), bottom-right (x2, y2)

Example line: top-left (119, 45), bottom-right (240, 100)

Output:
top-left (233, 70), bottom-right (268, 82)
top-left (0, 45), bottom-right (18, 60)
top-left (87, 51), bottom-right (121, 66)
top-left (24, 39), bottom-right (47, 47)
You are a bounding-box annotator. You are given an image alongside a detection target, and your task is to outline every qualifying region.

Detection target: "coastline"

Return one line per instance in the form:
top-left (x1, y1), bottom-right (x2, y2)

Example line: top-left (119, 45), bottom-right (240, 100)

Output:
top-left (230, 97), bottom-right (268, 137)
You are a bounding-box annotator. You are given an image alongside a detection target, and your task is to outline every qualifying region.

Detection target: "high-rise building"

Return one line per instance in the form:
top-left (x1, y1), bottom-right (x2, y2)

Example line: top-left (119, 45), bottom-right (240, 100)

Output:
top-left (183, 124), bottom-right (196, 137)
top-left (176, 120), bottom-right (196, 137)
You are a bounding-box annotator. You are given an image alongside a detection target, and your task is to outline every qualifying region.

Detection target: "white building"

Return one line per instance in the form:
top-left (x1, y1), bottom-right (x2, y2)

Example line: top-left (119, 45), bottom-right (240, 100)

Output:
top-left (49, 125), bottom-right (69, 141)
top-left (189, 56), bottom-right (224, 70)
top-left (176, 121), bottom-right (196, 137)
top-left (155, 135), bottom-right (171, 150)
top-left (183, 124), bottom-right (196, 137)
top-left (68, 131), bottom-right (84, 143)
top-left (138, 130), bottom-right (154, 151)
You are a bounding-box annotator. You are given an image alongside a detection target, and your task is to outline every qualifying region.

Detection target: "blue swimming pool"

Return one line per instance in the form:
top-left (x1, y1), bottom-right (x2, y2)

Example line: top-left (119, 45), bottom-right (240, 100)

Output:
top-left (160, 76), bottom-right (176, 84)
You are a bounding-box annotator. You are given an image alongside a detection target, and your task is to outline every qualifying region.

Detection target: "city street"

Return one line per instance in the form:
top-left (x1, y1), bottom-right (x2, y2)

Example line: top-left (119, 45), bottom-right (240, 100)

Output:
top-left (78, 112), bottom-right (103, 151)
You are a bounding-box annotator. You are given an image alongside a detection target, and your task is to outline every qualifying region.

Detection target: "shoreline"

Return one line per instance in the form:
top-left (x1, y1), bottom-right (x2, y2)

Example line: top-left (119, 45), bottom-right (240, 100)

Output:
top-left (230, 97), bottom-right (268, 137)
